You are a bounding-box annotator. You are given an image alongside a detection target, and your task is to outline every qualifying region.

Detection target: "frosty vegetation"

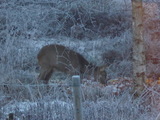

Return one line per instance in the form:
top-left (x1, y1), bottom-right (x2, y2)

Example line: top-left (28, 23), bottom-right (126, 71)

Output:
top-left (0, 0), bottom-right (160, 119)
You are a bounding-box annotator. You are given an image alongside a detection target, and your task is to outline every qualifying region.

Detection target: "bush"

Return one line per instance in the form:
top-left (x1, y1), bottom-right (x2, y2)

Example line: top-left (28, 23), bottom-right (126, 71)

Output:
top-left (0, 0), bottom-right (131, 41)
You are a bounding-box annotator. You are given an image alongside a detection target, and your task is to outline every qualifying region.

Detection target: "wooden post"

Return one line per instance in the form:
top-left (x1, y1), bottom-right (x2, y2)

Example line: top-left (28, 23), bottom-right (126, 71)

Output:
top-left (72, 75), bottom-right (83, 120)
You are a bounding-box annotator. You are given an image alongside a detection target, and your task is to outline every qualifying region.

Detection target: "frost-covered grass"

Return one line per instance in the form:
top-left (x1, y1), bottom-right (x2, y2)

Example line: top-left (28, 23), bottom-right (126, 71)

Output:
top-left (0, 0), bottom-right (160, 120)
top-left (1, 90), bottom-right (159, 120)
top-left (1, 76), bottom-right (160, 120)
top-left (1, 100), bottom-right (73, 120)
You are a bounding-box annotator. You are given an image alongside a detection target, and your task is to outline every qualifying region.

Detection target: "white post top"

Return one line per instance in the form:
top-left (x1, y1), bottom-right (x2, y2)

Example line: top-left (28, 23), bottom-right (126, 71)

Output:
top-left (72, 75), bottom-right (80, 87)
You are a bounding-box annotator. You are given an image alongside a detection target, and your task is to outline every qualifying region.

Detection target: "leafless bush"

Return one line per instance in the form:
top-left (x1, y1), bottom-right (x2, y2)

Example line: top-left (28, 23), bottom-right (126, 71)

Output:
top-left (0, 0), bottom-right (159, 119)
top-left (0, 0), bottom-right (131, 41)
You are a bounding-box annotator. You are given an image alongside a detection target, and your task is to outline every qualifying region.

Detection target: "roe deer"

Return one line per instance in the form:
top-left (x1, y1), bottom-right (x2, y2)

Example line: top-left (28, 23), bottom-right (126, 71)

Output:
top-left (37, 44), bottom-right (107, 84)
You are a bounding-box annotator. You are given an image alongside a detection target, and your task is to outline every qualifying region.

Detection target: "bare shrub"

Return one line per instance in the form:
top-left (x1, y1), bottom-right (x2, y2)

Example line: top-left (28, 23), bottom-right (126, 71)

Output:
top-left (33, 0), bottom-right (131, 39)
top-left (0, 0), bottom-right (132, 41)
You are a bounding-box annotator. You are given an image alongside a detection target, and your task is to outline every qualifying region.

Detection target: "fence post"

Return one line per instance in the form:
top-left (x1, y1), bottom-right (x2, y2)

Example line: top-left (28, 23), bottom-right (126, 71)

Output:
top-left (72, 75), bottom-right (83, 120)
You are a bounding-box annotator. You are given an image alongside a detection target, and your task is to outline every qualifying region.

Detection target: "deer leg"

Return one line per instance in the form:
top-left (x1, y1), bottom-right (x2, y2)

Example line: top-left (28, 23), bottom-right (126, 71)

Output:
top-left (44, 68), bottom-right (53, 84)
top-left (38, 67), bottom-right (53, 84)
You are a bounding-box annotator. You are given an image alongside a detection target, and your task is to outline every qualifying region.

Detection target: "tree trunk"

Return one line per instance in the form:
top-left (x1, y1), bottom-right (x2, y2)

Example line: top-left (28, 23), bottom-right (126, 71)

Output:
top-left (132, 0), bottom-right (146, 97)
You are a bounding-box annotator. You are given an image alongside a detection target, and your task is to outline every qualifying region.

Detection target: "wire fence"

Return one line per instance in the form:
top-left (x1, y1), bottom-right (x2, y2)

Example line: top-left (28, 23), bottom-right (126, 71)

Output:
top-left (1, 75), bottom-right (83, 120)
top-left (0, 83), bottom-right (71, 87)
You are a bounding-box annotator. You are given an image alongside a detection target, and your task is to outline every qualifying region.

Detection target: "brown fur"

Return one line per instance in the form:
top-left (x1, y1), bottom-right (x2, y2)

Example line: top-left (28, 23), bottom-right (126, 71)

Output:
top-left (37, 44), bottom-right (107, 84)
